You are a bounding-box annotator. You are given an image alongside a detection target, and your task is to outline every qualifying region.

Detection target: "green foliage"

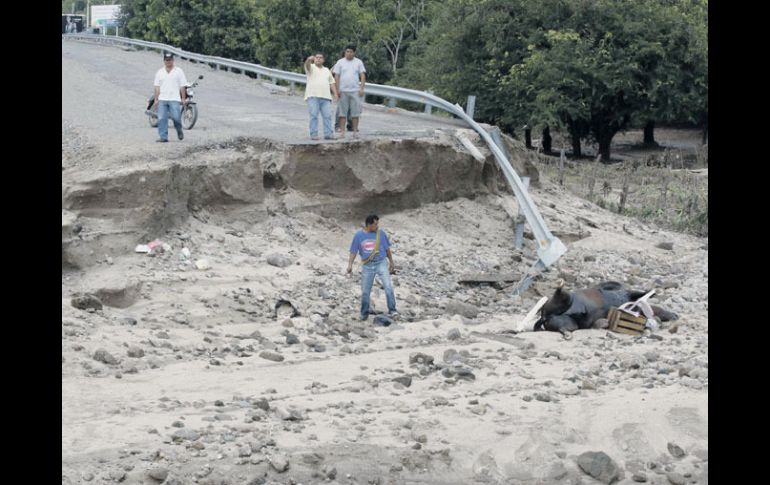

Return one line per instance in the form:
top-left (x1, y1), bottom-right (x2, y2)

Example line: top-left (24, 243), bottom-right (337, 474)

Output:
top-left (116, 0), bottom-right (707, 142)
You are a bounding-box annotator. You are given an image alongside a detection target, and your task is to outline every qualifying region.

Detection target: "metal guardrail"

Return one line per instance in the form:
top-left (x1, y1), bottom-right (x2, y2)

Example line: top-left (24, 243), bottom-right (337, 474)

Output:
top-left (63, 33), bottom-right (566, 270)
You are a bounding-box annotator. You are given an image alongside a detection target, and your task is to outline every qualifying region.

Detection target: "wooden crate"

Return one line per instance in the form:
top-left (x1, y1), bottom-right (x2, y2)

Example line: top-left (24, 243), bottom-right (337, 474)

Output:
top-left (607, 307), bottom-right (647, 336)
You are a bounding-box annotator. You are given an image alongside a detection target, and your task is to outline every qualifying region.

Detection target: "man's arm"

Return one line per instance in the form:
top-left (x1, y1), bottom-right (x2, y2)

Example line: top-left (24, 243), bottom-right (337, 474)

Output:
top-left (304, 56), bottom-right (314, 74)
top-left (386, 248), bottom-right (394, 273)
top-left (334, 73), bottom-right (342, 97)
top-left (358, 70), bottom-right (366, 97)
top-left (347, 252), bottom-right (357, 273)
top-left (328, 72), bottom-right (337, 100)
top-left (178, 70), bottom-right (188, 104)
top-left (153, 86), bottom-right (160, 106)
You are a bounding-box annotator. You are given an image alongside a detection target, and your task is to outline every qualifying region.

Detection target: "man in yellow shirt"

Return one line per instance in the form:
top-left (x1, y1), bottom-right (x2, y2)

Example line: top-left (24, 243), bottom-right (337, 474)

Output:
top-left (304, 53), bottom-right (338, 140)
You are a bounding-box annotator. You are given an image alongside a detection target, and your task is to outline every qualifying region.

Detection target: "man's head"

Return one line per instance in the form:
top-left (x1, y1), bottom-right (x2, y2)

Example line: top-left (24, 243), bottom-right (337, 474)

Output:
top-left (314, 52), bottom-right (325, 66)
top-left (163, 52), bottom-right (175, 66)
top-left (344, 45), bottom-right (356, 60)
top-left (364, 214), bottom-right (379, 232)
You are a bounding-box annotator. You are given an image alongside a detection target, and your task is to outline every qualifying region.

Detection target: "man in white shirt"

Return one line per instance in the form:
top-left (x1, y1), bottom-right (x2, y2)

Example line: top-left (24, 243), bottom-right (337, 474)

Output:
top-left (332, 45), bottom-right (366, 139)
top-left (303, 53), bottom-right (337, 140)
top-left (153, 52), bottom-right (188, 143)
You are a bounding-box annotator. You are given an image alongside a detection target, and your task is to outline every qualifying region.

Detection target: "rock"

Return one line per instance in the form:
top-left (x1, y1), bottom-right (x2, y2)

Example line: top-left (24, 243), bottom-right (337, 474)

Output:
top-left (266, 254), bottom-right (292, 268)
top-left (253, 398), bottom-right (270, 411)
top-left (109, 470), bottom-right (126, 481)
top-left (576, 451), bottom-right (621, 484)
top-left (275, 406), bottom-right (305, 421)
top-left (147, 466), bottom-right (169, 481)
top-left (594, 318), bottom-right (609, 329)
top-left (93, 349), bottom-right (118, 365)
top-left (268, 453), bottom-right (290, 472)
top-left (259, 351), bottom-right (284, 362)
top-left (469, 404), bottom-right (486, 415)
top-left (314, 344), bottom-right (326, 352)
top-left (558, 384), bottom-right (580, 396)
top-left (393, 376), bottom-right (412, 387)
top-left (656, 242), bottom-right (674, 251)
top-left (445, 301), bottom-right (479, 318)
top-left (666, 472), bottom-right (685, 485)
top-left (71, 293), bottom-right (103, 311)
top-left (119, 317), bottom-right (137, 326)
top-left (171, 428), bottom-right (200, 442)
top-left (619, 353), bottom-right (645, 370)
top-left (667, 442), bottom-right (686, 458)
top-left (632, 472), bottom-right (648, 482)
top-left (127, 346), bottom-right (145, 358)
top-left (285, 334), bottom-right (299, 345)
top-left (194, 259), bottom-right (211, 270)
top-left (643, 352), bottom-right (659, 363)
top-left (456, 368), bottom-right (476, 381)
top-left (534, 392), bottom-right (551, 402)
top-left (373, 315), bottom-right (392, 326)
top-left (680, 377), bottom-right (703, 390)
top-left (447, 328), bottom-right (461, 340)
top-left (581, 379), bottom-right (597, 391)
top-left (82, 472), bottom-right (94, 481)
top-left (409, 353), bottom-right (435, 366)
top-left (443, 349), bottom-right (466, 363)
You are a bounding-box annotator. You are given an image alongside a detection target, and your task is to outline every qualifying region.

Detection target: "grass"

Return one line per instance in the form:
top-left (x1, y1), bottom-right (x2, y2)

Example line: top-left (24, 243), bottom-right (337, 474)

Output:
top-left (534, 148), bottom-right (708, 237)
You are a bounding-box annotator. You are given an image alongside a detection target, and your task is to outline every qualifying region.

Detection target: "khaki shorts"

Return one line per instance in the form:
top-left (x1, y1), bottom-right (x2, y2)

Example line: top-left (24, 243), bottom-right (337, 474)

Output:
top-left (338, 92), bottom-right (363, 118)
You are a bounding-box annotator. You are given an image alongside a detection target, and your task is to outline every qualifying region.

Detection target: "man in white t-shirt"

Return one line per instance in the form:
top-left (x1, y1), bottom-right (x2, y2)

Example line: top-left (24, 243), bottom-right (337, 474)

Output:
top-left (303, 53), bottom-right (337, 140)
top-left (153, 52), bottom-right (188, 143)
top-left (332, 45), bottom-right (366, 139)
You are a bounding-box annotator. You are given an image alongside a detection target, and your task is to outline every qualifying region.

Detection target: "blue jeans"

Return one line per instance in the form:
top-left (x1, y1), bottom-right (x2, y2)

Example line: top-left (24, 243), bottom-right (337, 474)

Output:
top-left (360, 258), bottom-right (396, 320)
top-left (307, 97), bottom-right (333, 138)
top-left (157, 100), bottom-right (183, 141)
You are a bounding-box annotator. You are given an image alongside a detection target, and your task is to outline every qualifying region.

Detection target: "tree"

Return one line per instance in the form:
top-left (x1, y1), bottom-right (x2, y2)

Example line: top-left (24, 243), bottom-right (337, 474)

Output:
top-left (254, 0), bottom-right (366, 74)
top-left (360, 0), bottom-right (430, 80)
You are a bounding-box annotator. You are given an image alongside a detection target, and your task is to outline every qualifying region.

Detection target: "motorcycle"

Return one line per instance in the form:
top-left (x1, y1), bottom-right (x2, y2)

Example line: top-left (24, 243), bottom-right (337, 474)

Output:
top-left (146, 75), bottom-right (203, 130)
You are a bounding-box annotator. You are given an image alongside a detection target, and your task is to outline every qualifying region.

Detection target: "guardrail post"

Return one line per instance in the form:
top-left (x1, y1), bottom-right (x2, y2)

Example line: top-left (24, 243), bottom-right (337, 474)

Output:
top-left (388, 98), bottom-right (397, 108)
top-left (466, 95), bottom-right (476, 119)
top-left (424, 90), bottom-right (433, 114)
top-left (514, 177), bottom-right (530, 250)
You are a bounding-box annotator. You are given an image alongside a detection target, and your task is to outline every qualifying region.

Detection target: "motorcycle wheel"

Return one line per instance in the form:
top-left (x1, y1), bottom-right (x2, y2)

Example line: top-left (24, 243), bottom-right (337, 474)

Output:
top-left (182, 104), bottom-right (198, 130)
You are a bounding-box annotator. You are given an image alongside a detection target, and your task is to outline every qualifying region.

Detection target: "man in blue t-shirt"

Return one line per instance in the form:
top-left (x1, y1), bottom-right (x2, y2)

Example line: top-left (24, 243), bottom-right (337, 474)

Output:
top-left (347, 214), bottom-right (398, 321)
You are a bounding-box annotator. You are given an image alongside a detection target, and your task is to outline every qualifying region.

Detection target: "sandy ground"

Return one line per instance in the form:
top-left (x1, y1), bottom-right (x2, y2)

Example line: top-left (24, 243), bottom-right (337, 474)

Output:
top-left (62, 182), bottom-right (707, 485)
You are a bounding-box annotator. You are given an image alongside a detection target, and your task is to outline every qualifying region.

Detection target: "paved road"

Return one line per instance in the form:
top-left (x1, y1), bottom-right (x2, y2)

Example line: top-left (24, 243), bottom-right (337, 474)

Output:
top-left (62, 39), bottom-right (465, 167)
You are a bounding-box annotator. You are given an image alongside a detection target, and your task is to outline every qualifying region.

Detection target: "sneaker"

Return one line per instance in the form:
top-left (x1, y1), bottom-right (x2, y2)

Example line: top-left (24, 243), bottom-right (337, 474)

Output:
top-left (353, 132), bottom-right (360, 139)
top-left (156, 138), bottom-right (168, 143)
top-left (324, 135), bottom-right (334, 140)
top-left (359, 314), bottom-right (368, 321)
top-left (389, 311), bottom-right (400, 319)
top-left (311, 136), bottom-right (319, 140)
top-left (177, 131), bottom-right (184, 140)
